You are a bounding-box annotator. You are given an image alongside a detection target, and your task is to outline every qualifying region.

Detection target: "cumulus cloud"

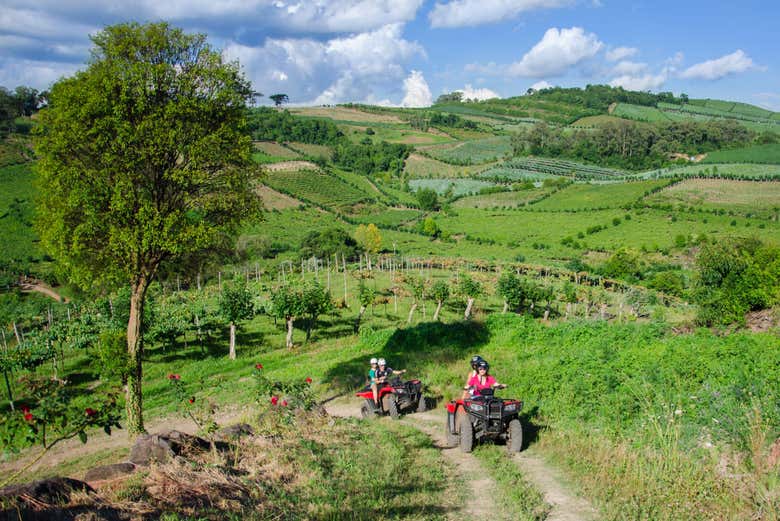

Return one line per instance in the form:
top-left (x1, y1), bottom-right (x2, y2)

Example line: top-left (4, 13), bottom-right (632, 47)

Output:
top-left (529, 80), bottom-right (553, 91)
top-left (456, 84), bottom-right (500, 100)
top-left (508, 27), bottom-right (603, 77)
top-left (429, 0), bottom-right (570, 29)
top-left (609, 71), bottom-right (667, 91)
top-left (679, 50), bottom-right (760, 80)
top-left (224, 24), bottom-right (424, 105)
top-left (401, 70), bottom-right (432, 107)
top-left (611, 61), bottom-right (647, 76)
top-left (605, 46), bottom-right (637, 62)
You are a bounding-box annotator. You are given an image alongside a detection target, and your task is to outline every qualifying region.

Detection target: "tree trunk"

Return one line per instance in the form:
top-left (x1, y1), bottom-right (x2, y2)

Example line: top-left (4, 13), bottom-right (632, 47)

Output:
top-left (433, 300), bottom-right (443, 321)
top-left (354, 306), bottom-right (366, 333)
top-left (464, 297), bottom-right (474, 320)
top-left (407, 303), bottom-right (417, 324)
top-left (286, 316), bottom-right (295, 348)
top-left (229, 323), bottom-right (236, 360)
top-left (126, 275), bottom-right (151, 437)
top-left (502, 301), bottom-right (508, 314)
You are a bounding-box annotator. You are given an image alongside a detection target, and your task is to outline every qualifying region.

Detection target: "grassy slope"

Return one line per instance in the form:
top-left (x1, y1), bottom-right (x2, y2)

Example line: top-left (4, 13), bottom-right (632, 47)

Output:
top-left (0, 163), bottom-right (40, 265)
top-left (702, 143), bottom-right (780, 164)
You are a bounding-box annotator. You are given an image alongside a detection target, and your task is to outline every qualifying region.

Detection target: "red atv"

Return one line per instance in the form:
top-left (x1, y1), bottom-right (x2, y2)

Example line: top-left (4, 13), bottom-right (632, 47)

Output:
top-left (445, 387), bottom-right (523, 453)
top-left (356, 378), bottom-right (427, 419)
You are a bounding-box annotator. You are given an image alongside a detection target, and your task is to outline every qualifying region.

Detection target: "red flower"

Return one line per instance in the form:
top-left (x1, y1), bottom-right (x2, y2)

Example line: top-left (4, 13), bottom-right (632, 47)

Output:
top-left (85, 408), bottom-right (97, 417)
top-left (255, 363), bottom-right (264, 370)
top-left (281, 400), bottom-right (288, 407)
top-left (188, 397), bottom-right (195, 404)
top-left (23, 411), bottom-right (33, 422)
top-left (270, 396), bottom-right (279, 406)
top-left (20, 406), bottom-right (29, 413)
top-left (305, 377), bottom-right (313, 384)
top-left (168, 373), bottom-right (181, 380)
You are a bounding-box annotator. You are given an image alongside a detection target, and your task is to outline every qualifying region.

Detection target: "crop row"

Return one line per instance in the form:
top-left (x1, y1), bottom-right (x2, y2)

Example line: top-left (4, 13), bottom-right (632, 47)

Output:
top-left (483, 157), bottom-right (626, 180)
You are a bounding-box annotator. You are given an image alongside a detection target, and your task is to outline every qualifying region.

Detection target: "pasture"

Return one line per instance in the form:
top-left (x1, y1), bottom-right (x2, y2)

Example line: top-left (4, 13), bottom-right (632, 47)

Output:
top-left (452, 187), bottom-right (553, 208)
top-left (637, 163), bottom-right (780, 179)
top-left (702, 143), bottom-right (780, 164)
top-left (422, 135), bottom-right (512, 164)
top-left (290, 106), bottom-right (405, 124)
top-left (529, 180), bottom-right (669, 211)
top-left (408, 178), bottom-right (497, 196)
top-left (403, 153), bottom-right (491, 178)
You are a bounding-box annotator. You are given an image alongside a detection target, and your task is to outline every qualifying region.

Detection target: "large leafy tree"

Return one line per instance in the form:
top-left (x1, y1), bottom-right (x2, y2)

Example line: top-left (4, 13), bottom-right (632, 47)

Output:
top-left (35, 22), bottom-right (260, 435)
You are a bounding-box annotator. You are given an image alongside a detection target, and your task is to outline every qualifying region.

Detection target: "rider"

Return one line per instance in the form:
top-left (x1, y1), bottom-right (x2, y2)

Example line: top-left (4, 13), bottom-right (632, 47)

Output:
top-left (462, 355), bottom-right (484, 399)
top-left (464, 360), bottom-right (506, 397)
top-left (368, 358), bottom-right (380, 406)
top-left (375, 358), bottom-right (406, 384)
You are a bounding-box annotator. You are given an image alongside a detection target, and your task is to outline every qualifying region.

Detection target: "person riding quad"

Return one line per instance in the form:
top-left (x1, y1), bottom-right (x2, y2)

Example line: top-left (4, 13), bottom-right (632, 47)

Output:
top-left (375, 358), bottom-right (406, 384)
top-left (464, 360), bottom-right (506, 397)
top-left (462, 355), bottom-right (484, 399)
top-left (368, 358), bottom-right (380, 406)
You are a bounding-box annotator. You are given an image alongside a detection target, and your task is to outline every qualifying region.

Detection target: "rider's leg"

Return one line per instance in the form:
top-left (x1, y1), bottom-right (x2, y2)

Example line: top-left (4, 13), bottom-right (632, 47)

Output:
top-left (372, 383), bottom-right (379, 405)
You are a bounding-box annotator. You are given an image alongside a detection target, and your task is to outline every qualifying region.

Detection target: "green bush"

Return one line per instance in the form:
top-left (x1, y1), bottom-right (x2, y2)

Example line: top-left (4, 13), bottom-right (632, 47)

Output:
top-left (96, 328), bottom-right (131, 384)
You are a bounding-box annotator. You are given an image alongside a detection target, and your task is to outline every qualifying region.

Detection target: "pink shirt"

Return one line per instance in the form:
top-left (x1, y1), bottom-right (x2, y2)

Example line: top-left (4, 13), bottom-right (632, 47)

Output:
top-left (467, 374), bottom-right (496, 393)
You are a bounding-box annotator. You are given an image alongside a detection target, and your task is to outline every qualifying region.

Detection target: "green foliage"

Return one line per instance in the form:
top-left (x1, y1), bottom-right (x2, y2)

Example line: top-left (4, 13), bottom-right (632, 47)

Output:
top-left (497, 272), bottom-right (527, 311)
top-left (701, 143), bottom-right (780, 164)
top-left (219, 279), bottom-right (255, 324)
top-left (416, 187), bottom-right (439, 210)
top-left (269, 94), bottom-right (289, 108)
top-left (419, 216), bottom-right (441, 238)
top-left (457, 273), bottom-right (482, 297)
top-left (96, 329), bottom-right (131, 384)
top-left (357, 281), bottom-right (376, 308)
top-left (430, 280), bottom-right (450, 303)
top-left (693, 238), bottom-right (780, 325)
top-left (299, 227), bottom-right (359, 261)
top-left (332, 141), bottom-right (411, 175)
top-left (601, 248), bottom-right (644, 281)
top-left (247, 108), bottom-right (343, 144)
top-left (35, 21), bottom-right (260, 291)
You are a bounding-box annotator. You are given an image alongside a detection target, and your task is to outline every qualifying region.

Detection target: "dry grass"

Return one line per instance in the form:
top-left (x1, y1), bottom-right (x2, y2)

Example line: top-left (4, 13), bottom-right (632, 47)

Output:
top-left (291, 106), bottom-right (404, 124)
top-left (253, 141), bottom-right (301, 159)
top-left (648, 178), bottom-right (780, 215)
top-left (256, 184), bottom-right (304, 210)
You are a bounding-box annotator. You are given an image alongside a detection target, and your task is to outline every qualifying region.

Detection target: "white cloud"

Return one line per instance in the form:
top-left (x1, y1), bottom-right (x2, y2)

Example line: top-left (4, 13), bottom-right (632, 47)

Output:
top-left (401, 70), bottom-right (432, 107)
top-left (605, 46), bottom-right (637, 62)
top-left (679, 50), bottom-right (759, 80)
top-left (224, 24), bottom-right (425, 105)
top-left (456, 84), bottom-right (500, 100)
top-left (0, 58), bottom-right (80, 88)
top-left (429, 0), bottom-right (570, 29)
top-left (609, 71), bottom-right (667, 91)
top-left (529, 80), bottom-right (552, 91)
top-left (508, 27), bottom-right (603, 77)
top-left (611, 61), bottom-right (647, 76)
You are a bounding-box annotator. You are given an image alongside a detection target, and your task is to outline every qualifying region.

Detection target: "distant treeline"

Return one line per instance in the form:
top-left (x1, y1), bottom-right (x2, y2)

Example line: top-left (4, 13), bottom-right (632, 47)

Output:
top-left (523, 84), bottom-right (687, 111)
top-left (1, 85), bottom-right (45, 135)
top-left (247, 107), bottom-right (411, 175)
top-left (512, 119), bottom-right (754, 170)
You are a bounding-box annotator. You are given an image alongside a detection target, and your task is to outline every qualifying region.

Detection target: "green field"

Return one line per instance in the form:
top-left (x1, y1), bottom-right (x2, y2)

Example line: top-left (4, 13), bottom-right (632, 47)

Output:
top-left (452, 187), bottom-right (553, 208)
top-left (482, 157), bottom-right (627, 181)
top-left (422, 135), bottom-right (511, 164)
top-left (264, 168), bottom-right (374, 210)
top-left (529, 180), bottom-right (669, 211)
top-left (701, 143), bottom-right (780, 164)
top-left (408, 178), bottom-right (498, 196)
top-left (403, 153), bottom-right (493, 178)
top-left (0, 163), bottom-right (40, 265)
top-left (645, 179), bottom-right (780, 216)
top-left (637, 163), bottom-right (780, 179)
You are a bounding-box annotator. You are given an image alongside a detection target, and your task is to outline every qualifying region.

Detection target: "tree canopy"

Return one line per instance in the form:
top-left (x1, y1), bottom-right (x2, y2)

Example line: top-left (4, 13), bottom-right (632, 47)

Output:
top-left (35, 22), bottom-right (261, 434)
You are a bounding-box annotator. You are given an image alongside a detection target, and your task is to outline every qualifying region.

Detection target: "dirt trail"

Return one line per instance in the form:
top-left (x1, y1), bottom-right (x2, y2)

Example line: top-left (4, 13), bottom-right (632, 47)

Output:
top-left (19, 280), bottom-right (69, 303)
top-left (325, 400), bottom-right (598, 521)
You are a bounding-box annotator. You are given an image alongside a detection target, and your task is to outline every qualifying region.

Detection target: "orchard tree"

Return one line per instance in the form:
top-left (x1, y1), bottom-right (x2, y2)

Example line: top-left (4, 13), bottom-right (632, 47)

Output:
top-left (354, 280), bottom-right (376, 332)
top-left (416, 188), bottom-right (439, 211)
top-left (458, 274), bottom-right (482, 320)
top-left (406, 276), bottom-right (425, 323)
top-left (355, 223), bottom-right (382, 270)
top-left (271, 284), bottom-right (304, 348)
top-left (497, 272), bottom-right (525, 313)
top-left (430, 280), bottom-right (450, 321)
top-left (301, 281), bottom-right (333, 342)
top-left (219, 279), bottom-right (255, 360)
top-left (35, 22), bottom-right (261, 435)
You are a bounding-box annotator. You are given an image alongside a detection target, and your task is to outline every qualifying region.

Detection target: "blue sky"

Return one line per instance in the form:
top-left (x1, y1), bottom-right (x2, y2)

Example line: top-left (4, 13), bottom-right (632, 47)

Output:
top-left (1, 0), bottom-right (778, 109)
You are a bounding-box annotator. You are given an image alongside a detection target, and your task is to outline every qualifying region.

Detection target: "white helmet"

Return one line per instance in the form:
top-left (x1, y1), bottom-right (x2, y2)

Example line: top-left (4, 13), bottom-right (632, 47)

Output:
top-left (370, 357), bottom-right (378, 364)
top-left (378, 358), bottom-right (386, 366)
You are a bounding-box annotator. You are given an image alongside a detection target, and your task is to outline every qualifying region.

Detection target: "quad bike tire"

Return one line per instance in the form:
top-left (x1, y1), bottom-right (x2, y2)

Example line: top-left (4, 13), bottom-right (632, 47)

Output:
top-left (508, 418), bottom-right (523, 453)
top-left (360, 401), bottom-right (374, 419)
top-left (416, 396), bottom-right (428, 413)
top-left (459, 413), bottom-right (474, 453)
top-left (383, 394), bottom-right (399, 419)
top-left (445, 412), bottom-right (459, 447)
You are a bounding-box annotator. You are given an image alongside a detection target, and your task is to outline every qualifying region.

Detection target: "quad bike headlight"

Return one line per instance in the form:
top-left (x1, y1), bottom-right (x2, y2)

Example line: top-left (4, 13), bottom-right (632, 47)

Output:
top-left (469, 404), bottom-right (484, 412)
top-left (504, 403), bottom-right (516, 412)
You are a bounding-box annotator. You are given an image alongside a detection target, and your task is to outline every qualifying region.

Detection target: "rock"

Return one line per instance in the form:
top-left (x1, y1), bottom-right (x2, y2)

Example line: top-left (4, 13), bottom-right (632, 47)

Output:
top-left (214, 423), bottom-right (254, 441)
top-left (129, 430), bottom-right (211, 465)
top-left (84, 462), bottom-right (137, 482)
top-left (0, 477), bottom-right (93, 506)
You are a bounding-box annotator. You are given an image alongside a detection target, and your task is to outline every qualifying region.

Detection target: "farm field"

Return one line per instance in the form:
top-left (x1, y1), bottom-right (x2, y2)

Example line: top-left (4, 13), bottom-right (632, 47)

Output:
top-left (341, 123), bottom-right (453, 146)
top-left (290, 106), bottom-right (404, 124)
top-left (403, 153), bottom-right (493, 178)
top-left (253, 141), bottom-right (300, 158)
top-left (529, 180), bottom-right (669, 211)
top-left (408, 178), bottom-right (497, 196)
top-left (263, 168), bottom-right (374, 210)
top-left (453, 187), bottom-right (553, 208)
top-left (645, 179), bottom-right (780, 216)
top-left (701, 143), bottom-right (780, 164)
top-left (286, 142), bottom-right (333, 159)
top-left (637, 163), bottom-right (780, 179)
top-left (422, 135), bottom-right (511, 164)
top-left (484, 157), bottom-right (627, 180)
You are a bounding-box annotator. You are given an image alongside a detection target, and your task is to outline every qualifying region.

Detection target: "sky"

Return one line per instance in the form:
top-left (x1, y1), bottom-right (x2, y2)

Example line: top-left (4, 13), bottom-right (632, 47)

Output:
top-left (1, 0), bottom-right (778, 110)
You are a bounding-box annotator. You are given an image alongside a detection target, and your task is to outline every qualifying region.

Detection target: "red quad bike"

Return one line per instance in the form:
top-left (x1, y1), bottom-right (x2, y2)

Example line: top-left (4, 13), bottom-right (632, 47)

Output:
top-left (445, 387), bottom-right (523, 453)
top-left (356, 377), bottom-right (427, 419)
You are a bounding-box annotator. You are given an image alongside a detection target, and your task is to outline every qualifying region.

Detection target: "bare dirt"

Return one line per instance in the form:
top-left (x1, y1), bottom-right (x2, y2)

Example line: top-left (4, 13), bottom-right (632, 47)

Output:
top-left (19, 280), bottom-right (69, 303)
top-left (264, 160), bottom-right (319, 171)
top-left (325, 400), bottom-right (599, 521)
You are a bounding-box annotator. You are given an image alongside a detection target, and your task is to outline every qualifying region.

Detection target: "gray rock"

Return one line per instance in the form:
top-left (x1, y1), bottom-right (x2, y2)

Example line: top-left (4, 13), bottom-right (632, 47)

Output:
top-left (84, 462), bottom-right (136, 482)
top-left (214, 423), bottom-right (254, 441)
top-left (0, 477), bottom-right (92, 506)
top-left (129, 430), bottom-right (211, 465)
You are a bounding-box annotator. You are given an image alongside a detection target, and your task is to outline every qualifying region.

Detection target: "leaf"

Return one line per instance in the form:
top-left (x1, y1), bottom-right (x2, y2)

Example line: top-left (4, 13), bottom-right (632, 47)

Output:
top-left (103, 425), bottom-right (112, 436)
top-left (78, 431), bottom-right (87, 444)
